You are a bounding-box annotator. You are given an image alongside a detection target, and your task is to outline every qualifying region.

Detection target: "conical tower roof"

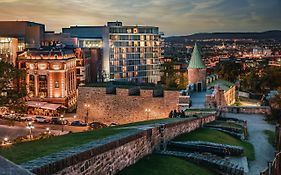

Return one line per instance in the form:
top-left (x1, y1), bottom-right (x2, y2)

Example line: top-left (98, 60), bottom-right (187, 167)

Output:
top-left (188, 43), bottom-right (206, 69)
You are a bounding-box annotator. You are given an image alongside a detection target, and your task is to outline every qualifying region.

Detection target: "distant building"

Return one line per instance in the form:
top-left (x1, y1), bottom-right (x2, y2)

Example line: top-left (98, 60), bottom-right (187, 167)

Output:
top-left (17, 48), bottom-right (77, 109)
top-left (206, 79), bottom-right (236, 107)
top-left (187, 43), bottom-right (207, 92)
top-left (0, 21), bottom-right (45, 49)
top-left (179, 44), bottom-right (236, 110)
top-left (62, 21), bottom-right (163, 83)
top-left (0, 37), bottom-right (18, 65)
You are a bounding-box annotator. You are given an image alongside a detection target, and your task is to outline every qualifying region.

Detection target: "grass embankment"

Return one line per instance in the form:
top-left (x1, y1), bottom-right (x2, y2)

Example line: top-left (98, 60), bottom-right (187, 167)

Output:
top-left (174, 128), bottom-right (255, 160)
top-left (209, 121), bottom-right (243, 130)
top-left (0, 118), bottom-right (181, 164)
top-left (264, 130), bottom-right (276, 148)
top-left (117, 154), bottom-right (215, 175)
top-left (0, 127), bottom-right (132, 164)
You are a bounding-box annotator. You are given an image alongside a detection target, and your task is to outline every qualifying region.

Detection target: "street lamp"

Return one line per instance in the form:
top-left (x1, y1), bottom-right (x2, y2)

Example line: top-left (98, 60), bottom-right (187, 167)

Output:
top-left (26, 122), bottom-right (34, 139)
top-left (145, 108), bottom-right (151, 120)
top-left (60, 115), bottom-right (65, 133)
top-left (84, 104), bottom-right (90, 124)
top-left (45, 127), bottom-right (51, 135)
top-left (1, 137), bottom-right (11, 146)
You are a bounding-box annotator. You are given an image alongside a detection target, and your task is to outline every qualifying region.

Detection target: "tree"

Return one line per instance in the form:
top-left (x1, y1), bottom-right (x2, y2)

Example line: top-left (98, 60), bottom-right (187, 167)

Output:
top-left (0, 61), bottom-right (27, 113)
top-left (267, 88), bottom-right (281, 123)
top-left (214, 61), bottom-right (243, 82)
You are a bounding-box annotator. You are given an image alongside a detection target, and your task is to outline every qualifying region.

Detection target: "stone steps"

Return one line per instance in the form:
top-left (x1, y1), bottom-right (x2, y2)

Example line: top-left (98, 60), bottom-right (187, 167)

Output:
top-left (156, 150), bottom-right (244, 175)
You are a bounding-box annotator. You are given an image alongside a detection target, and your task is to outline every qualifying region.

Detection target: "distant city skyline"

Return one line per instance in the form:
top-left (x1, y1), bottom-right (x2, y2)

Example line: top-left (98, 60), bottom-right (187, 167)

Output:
top-left (0, 0), bottom-right (281, 36)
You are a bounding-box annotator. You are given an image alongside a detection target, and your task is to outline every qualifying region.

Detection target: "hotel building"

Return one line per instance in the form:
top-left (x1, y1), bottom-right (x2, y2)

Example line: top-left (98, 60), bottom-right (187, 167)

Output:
top-left (17, 48), bottom-right (77, 108)
top-left (62, 21), bottom-right (163, 83)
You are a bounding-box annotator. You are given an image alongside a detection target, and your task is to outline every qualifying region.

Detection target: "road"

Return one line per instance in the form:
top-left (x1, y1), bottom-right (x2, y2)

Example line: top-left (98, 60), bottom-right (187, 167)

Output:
top-left (225, 113), bottom-right (275, 175)
top-left (0, 118), bottom-right (89, 141)
top-left (0, 124), bottom-right (47, 140)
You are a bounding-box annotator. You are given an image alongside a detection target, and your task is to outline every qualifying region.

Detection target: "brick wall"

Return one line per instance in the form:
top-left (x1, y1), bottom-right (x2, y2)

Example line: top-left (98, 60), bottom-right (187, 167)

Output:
top-left (220, 106), bottom-right (271, 115)
top-left (77, 87), bottom-right (179, 124)
top-left (27, 115), bottom-right (216, 175)
top-left (188, 68), bottom-right (206, 89)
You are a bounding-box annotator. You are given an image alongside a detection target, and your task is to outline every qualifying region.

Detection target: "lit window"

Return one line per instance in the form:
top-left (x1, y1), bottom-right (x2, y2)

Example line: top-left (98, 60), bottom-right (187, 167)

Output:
top-left (133, 28), bottom-right (138, 34)
top-left (55, 81), bottom-right (59, 88)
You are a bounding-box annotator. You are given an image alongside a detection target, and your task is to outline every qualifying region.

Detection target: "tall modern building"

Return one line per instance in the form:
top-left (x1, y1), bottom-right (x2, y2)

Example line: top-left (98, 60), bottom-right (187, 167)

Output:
top-left (62, 21), bottom-right (163, 83)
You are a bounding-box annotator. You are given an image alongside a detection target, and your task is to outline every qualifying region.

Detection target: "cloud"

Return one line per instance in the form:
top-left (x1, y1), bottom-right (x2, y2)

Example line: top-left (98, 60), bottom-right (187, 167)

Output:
top-left (0, 0), bottom-right (280, 35)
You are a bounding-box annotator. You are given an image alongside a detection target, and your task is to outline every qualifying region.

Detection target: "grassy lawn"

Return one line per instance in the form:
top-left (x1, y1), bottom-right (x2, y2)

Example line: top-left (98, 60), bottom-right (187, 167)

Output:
top-left (264, 130), bottom-right (276, 148)
top-left (117, 154), bottom-right (215, 175)
top-left (174, 128), bottom-right (255, 161)
top-left (0, 127), bottom-right (132, 164)
top-left (0, 118), bottom-right (179, 164)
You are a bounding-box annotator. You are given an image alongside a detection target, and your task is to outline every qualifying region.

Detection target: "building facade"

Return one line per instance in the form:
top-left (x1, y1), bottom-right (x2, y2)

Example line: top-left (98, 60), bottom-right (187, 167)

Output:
top-left (17, 48), bottom-right (77, 108)
top-left (62, 21), bottom-right (163, 84)
top-left (187, 43), bottom-right (207, 92)
top-left (0, 37), bottom-right (18, 65)
top-left (108, 22), bottom-right (162, 83)
top-left (0, 21), bottom-right (45, 49)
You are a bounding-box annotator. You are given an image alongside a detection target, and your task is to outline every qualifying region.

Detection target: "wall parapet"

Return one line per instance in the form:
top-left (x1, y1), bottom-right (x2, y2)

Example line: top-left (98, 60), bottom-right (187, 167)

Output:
top-left (77, 87), bottom-right (179, 124)
top-left (21, 115), bottom-right (216, 175)
top-left (220, 106), bottom-right (271, 115)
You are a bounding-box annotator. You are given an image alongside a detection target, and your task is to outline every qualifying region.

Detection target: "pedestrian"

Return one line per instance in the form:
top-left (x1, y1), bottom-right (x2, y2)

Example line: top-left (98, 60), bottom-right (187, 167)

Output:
top-left (169, 110), bottom-right (173, 118)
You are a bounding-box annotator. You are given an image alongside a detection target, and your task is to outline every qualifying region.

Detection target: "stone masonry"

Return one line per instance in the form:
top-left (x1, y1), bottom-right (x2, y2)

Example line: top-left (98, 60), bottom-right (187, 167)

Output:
top-left (21, 115), bottom-right (216, 175)
top-left (77, 87), bottom-right (179, 124)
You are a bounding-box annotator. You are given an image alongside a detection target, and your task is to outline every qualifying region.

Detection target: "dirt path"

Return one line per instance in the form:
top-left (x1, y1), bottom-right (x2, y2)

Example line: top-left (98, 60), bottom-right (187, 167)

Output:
top-left (225, 113), bottom-right (275, 175)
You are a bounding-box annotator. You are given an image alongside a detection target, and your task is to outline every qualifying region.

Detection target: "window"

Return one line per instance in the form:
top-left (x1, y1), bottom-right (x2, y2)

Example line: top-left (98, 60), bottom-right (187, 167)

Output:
top-left (38, 75), bottom-right (47, 97)
top-left (55, 81), bottom-right (59, 88)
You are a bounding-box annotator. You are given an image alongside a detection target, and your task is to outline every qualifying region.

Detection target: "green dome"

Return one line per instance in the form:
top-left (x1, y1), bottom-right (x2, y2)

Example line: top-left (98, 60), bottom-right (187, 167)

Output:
top-left (188, 43), bottom-right (206, 69)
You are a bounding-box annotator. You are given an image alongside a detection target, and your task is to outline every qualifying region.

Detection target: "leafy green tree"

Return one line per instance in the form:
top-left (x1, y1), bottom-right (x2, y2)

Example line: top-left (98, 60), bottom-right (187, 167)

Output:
top-left (215, 61), bottom-right (243, 82)
top-left (0, 61), bottom-right (27, 113)
top-left (268, 89), bottom-right (281, 123)
top-left (161, 58), bottom-right (188, 89)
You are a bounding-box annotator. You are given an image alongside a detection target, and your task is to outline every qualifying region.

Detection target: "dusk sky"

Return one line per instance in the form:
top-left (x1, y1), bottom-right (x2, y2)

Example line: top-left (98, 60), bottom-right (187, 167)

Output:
top-left (0, 0), bottom-right (281, 36)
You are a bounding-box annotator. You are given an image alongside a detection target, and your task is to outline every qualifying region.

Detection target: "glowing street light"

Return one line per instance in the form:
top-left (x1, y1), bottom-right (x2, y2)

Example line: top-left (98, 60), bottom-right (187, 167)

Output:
top-left (26, 122), bottom-right (34, 139)
top-left (1, 137), bottom-right (12, 146)
top-left (60, 115), bottom-right (65, 133)
top-left (145, 108), bottom-right (151, 120)
top-left (45, 127), bottom-right (51, 135)
top-left (84, 104), bottom-right (90, 124)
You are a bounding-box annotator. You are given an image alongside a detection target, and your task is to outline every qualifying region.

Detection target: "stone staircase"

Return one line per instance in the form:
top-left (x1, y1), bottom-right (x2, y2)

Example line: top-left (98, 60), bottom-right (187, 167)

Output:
top-left (168, 141), bottom-right (244, 157)
top-left (156, 150), bottom-right (244, 175)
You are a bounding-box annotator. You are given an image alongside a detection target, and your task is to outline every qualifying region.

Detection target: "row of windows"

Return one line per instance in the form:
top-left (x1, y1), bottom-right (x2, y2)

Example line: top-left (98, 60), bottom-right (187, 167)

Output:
top-left (112, 41), bottom-right (160, 47)
top-left (112, 47), bottom-right (159, 53)
top-left (110, 65), bottom-right (160, 72)
top-left (109, 27), bottom-right (159, 34)
top-left (109, 70), bottom-right (160, 79)
top-left (110, 35), bottom-right (160, 41)
top-left (110, 53), bottom-right (159, 60)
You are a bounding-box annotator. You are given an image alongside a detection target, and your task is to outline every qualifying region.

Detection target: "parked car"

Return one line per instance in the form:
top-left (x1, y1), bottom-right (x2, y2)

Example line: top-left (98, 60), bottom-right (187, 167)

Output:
top-left (51, 117), bottom-right (68, 125)
top-left (89, 122), bottom-right (107, 129)
top-left (109, 123), bottom-right (118, 127)
top-left (34, 116), bottom-right (49, 123)
top-left (70, 121), bottom-right (87, 127)
top-left (2, 114), bottom-right (17, 120)
top-left (19, 116), bottom-right (33, 121)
